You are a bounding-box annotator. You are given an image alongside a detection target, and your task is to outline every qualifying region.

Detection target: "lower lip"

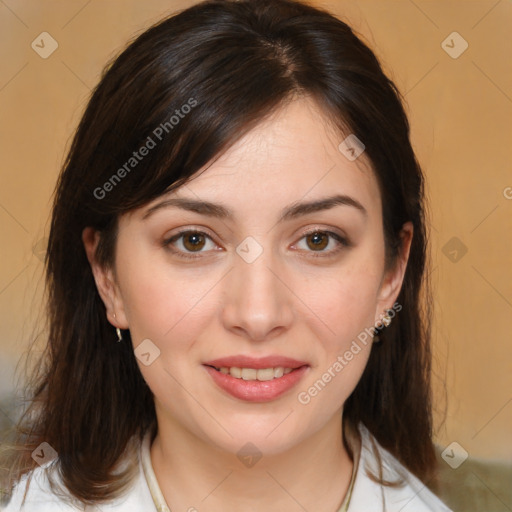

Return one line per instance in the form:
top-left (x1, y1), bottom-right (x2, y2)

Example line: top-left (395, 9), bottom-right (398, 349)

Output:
top-left (203, 365), bottom-right (309, 402)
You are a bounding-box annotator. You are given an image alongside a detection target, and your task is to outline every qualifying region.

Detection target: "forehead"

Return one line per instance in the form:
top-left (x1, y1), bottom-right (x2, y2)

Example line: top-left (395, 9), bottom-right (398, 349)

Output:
top-left (140, 97), bottom-right (382, 224)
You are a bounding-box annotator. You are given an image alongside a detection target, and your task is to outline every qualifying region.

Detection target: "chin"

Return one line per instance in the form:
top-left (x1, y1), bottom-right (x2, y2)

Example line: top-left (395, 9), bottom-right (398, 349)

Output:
top-left (203, 418), bottom-right (307, 459)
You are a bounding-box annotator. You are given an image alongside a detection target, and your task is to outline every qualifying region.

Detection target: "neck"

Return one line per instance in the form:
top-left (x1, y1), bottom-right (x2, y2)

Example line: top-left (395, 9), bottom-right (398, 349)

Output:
top-left (150, 411), bottom-right (354, 512)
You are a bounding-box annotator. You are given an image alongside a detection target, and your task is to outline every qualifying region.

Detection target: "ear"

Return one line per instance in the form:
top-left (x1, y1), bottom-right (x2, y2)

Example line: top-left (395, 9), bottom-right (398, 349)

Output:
top-left (82, 227), bottom-right (129, 329)
top-left (374, 221), bottom-right (413, 323)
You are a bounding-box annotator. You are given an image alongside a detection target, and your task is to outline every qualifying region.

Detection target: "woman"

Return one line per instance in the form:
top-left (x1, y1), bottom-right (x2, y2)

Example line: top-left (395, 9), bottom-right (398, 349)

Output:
top-left (1, 0), bottom-right (452, 510)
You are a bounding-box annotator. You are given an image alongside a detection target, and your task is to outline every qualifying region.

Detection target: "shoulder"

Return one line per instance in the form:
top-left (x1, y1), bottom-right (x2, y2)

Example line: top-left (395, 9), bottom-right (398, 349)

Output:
top-left (1, 447), bottom-right (154, 511)
top-left (348, 423), bottom-right (453, 512)
top-left (1, 466), bottom-right (78, 512)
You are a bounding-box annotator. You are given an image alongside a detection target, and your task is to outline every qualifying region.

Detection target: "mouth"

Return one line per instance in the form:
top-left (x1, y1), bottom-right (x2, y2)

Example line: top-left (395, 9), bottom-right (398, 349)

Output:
top-left (202, 359), bottom-right (310, 402)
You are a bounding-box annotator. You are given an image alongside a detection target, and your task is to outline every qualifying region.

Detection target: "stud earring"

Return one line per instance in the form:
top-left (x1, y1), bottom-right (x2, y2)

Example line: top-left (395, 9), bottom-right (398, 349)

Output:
top-left (381, 309), bottom-right (393, 327)
top-left (373, 308), bottom-right (393, 343)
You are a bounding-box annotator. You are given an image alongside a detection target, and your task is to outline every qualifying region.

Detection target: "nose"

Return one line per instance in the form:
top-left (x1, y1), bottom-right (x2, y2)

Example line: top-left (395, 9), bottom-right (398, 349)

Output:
top-left (221, 246), bottom-right (294, 342)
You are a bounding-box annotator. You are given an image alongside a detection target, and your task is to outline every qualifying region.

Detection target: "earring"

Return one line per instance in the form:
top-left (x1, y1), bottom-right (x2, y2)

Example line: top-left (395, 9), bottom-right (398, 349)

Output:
top-left (113, 312), bottom-right (122, 342)
top-left (373, 309), bottom-right (393, 343)
top-left (382, 309), bottom-right (393, 327)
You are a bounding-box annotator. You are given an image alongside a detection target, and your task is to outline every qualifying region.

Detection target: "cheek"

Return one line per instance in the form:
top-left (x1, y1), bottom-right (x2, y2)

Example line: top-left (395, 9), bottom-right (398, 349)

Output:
top-left (299, 258), bottom-right (382, 350)
top-left (118, 262), bottom-right (220, 401)
top-left (291, 252), bottom-right (382, 412)
top-left (117, 252), bottom-right (218, 348)
top-left (295, 275), bottom-right (376, 418)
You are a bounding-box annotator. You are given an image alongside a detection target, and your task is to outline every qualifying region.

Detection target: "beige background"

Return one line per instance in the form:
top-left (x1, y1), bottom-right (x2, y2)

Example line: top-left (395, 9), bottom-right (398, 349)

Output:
top-left (0, 0), bottom-right (510, 471)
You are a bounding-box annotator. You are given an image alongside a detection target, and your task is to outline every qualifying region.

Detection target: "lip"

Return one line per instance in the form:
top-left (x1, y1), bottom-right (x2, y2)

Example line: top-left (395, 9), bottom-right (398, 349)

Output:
top-left (202, 357), bottom-right (310, 403)
top-left (203, 355), bottom-right (308, 370)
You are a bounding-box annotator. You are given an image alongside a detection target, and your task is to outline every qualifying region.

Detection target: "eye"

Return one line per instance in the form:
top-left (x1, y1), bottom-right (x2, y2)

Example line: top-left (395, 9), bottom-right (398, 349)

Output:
top-left (163, 227), bottom-right (351, 261)
top-left (292, 229), bottom-right (351, 258)
top-left (163, 229), bottom-right (219, 260)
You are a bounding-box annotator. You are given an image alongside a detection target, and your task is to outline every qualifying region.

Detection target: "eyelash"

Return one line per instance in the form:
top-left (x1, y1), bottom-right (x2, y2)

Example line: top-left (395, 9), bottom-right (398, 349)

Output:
top-left (163, 228), bottom-right (351, 261)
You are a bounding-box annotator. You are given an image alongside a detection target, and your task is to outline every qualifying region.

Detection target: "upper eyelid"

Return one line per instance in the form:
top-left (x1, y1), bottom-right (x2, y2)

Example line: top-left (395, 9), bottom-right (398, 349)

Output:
top-left (165, 226), bottom-right (218, 244)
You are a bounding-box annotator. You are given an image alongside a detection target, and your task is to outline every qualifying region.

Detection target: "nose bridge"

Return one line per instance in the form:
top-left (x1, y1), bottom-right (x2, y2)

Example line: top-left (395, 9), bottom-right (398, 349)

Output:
top-left (221, 239), bottom-right (293, 340)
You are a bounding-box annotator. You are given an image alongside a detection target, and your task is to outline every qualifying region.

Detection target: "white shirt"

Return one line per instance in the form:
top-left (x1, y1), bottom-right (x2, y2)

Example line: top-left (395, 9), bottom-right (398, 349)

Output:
top-left (1, 423), bottom-right (452, 512)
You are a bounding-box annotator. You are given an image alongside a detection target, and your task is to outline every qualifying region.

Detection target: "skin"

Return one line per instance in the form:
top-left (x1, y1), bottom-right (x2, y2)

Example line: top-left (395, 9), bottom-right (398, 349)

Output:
top-left (83, 96), bottom-right (413, 512)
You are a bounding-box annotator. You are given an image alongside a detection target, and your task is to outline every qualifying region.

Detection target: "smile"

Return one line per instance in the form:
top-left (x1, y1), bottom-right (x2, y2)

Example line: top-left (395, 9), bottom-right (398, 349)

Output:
top-left (203, 364), bottom-right (309, 402)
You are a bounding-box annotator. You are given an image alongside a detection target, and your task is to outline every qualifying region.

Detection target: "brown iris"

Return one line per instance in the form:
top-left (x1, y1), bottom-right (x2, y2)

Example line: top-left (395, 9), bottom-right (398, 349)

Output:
top-left (182, 232), bottom-right (206, 252)
top-left (305, 231), bottom-right (329, 251)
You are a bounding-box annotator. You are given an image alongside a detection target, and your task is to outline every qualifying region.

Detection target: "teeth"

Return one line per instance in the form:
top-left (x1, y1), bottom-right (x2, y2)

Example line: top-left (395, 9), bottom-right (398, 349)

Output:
top-left (273, 367), bottom-right (284, 378)
top-left (230, 367), bottom-right (242, 378)
top-left (241, 368), bottom-right (257, 380)
top-left (216, 366), bottom-right (296, 381)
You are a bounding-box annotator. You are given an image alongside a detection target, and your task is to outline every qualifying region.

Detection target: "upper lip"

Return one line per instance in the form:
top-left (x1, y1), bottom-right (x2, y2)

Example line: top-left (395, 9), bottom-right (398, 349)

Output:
top-left (203, 355), bottom-right (309, 369)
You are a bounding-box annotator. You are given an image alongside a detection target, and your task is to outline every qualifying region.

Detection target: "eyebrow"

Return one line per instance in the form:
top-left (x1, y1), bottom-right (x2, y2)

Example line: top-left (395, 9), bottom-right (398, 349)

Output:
top-left (142, 194), bottom-right (367, 222)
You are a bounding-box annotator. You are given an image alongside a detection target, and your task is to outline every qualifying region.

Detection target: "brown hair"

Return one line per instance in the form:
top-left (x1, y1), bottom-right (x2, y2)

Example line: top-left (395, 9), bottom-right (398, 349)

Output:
top-left (1, 0), bottom-right (436, 506)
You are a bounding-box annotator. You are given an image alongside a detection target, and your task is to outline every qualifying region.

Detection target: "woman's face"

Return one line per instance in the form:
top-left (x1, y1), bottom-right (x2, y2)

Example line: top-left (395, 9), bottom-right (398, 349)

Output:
top-left (86, 97), bottom-right (412, 456)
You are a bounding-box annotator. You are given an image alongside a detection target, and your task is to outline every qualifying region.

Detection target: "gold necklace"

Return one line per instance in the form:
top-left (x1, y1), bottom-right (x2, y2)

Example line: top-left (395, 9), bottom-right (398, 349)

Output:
top-left (140, 427), bottom-right (360, 512)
